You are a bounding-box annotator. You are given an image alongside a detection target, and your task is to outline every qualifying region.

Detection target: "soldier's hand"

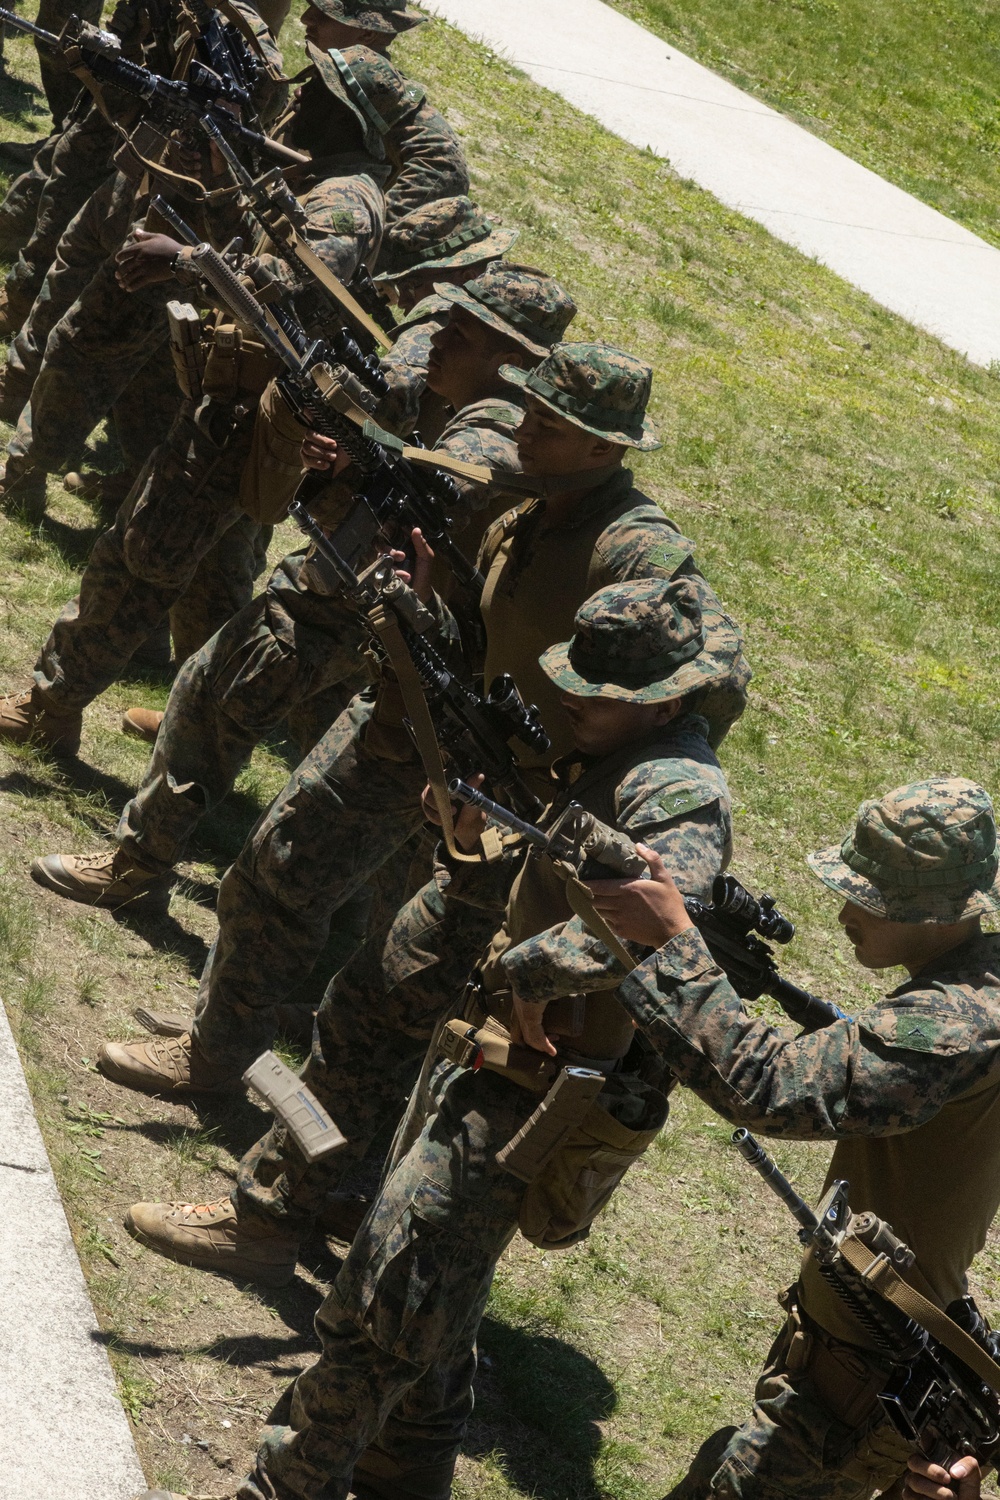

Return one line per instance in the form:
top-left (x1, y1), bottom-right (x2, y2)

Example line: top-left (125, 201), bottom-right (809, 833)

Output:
top-left (115, 229), bottom-right (185, 292)
top-left (903, 1453), bottom-right (981, 1499)
top-left (511, 990), bottom-right (558, 1057)
top-left (585, 844), bottom-right (694, 947)
top-left (421, 772), bottom-right (487, 851)
top-left (408, 527), bottom-right (435, 602)
top-left (302, 431), bottom-right (351, 476)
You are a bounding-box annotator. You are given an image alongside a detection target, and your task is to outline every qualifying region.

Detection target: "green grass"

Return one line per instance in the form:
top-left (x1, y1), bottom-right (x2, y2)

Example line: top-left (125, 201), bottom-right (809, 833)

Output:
top-left (605, 0), bottom-right (1000, 247)
top-left (2, 6), bottom-right (1000, 1498)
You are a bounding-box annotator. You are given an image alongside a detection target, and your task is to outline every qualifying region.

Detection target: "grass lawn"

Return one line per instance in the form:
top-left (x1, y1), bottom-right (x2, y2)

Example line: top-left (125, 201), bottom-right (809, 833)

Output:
top-left (1, 7), bottom-right (1000, 1499)
top-left (605, 0), bottom-right (1000, 250)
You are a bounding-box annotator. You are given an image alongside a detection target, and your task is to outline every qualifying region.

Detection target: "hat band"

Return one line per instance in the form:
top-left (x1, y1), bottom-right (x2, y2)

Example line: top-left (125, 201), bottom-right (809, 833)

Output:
top-left (841, 837), bottom-right (999, 892)
top-left (466, 282), bottom-right (557, 345)
top-left (568, 627), bottom-right (704, 690)
top-left (327, 48), bottom-right (391, 137)
top-left (403, 219), bottom-right (495, 270)
top-left (524, 369), bottom-right (646, 438)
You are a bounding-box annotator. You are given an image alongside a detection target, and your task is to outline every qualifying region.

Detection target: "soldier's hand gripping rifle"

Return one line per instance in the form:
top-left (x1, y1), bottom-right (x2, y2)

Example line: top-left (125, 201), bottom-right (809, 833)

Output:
top-left (286, 513), bottom-right (549, 818)
top-left (450, 782), bottom-right (847, 1028)
top-left (0, 6), bottom-right (305, 168)
top-left (156, 197), bottom-right (484, 600)
top-left (733, 1129), bottom-right (1000, 1488)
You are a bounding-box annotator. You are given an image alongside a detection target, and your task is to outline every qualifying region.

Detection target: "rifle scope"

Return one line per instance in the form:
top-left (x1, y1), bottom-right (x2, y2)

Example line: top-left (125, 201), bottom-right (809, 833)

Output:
top-left (712, 874), bottom-right (794, 945)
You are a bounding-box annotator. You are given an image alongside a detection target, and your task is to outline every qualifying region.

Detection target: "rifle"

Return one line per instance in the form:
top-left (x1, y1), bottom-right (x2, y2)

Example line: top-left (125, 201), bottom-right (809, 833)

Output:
top-left (198, 111), bottom-right (391, 355)
top-left (449, 782), bottom-right (846, 1029)
top-left (287, 509), bottom-right (549, 817)
top-left (155, 199), bottom-right (488, 599)
top-left (0, 6), bottom-right (305, 168)
top-left (733, 1129), bottom-right (1000, 1485)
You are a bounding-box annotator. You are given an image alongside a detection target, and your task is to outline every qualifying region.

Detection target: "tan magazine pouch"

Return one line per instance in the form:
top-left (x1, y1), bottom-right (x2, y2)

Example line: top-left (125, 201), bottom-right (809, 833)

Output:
top-left (202, 324), bottom-right (274, 403)
top-left (239, 378), bottom-right (308, 523)
top-left (518, 1095), bottom-right (665, 1250)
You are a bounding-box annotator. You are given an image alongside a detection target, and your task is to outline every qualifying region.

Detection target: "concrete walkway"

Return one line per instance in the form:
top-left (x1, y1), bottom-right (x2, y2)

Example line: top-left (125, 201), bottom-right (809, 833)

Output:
top-left (426, 0), bottom-right (1000, 368)
top-left (0, 999), bottom-right (147, 1499)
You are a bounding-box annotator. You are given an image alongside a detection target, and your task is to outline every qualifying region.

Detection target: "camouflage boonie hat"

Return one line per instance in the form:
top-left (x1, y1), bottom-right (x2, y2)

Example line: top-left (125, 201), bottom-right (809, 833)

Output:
top-left (539, 577), bottom-right (741, 703)
top-left (374, 196), bottom-right (519, 283)
top-left (501, 341), bottom-right (660, 451)
top-left (807, 777), bottom-right (1000, 924)
top-left (437, 263), bottom-right (576, 357)
top-left (307, 43), bottom-right (422, 156)
top-left (309, 0), bottom-right (425, 34)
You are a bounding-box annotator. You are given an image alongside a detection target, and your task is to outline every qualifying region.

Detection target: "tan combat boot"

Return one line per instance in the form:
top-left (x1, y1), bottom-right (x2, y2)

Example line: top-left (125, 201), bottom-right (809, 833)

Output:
top-left (97, 1030), bottom-right (238, 1096)
top-left (125, 1197), bottom-right (298, 1287)
top-left (121, 707), bottom-right (165, 744)
top-left (30, 847), bottom-right (173, 911)
top-left (0, 685), bottom-right (82, 755)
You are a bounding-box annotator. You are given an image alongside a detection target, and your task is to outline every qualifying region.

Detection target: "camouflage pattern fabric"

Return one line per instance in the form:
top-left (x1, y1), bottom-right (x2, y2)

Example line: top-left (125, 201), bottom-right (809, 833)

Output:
top-left (311, 0), bottom-right (425, 32)
top-left (0, 137), bottom-right (59, 260)
top-left (232, 725), bottom-right (729, 1498)
top-left (236, 715), bottom-right (730, 1228)
top-left (113, 397), bottom-right (525, 1073)
top-left (373, 292), bottom-right (450, 438)
top-left (539, 575), bottom-right (742, 703)
top-left (440, 262), bottom-right (577, 356)
top-left (373, 193), bottom-right (517, 281)
top-left (34, 0), bottom-right (103, 129)
top-left (662, 1310), bottom-right (913, 1500)
top-left (2, 111), bottom-right (120, 333)
top-left (27, 163), bottom-right (383, 719)
top-left (502, 339), bottom-right (661, 449)
top-left (807, 776), bottom-right (1000, 923)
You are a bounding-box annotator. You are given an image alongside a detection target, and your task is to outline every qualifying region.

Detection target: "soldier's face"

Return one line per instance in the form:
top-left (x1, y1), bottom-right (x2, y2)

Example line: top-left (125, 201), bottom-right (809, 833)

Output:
top-left (300, 5), bottom-right (385, 52)
top-left (517, 396), bottom-right (618, 476)
top-left (838, 899), bottom-right (978, 975)
top-left (427, 308), bottom-right (523, 405)
top-left (559, 692), bottom-right (680, 756)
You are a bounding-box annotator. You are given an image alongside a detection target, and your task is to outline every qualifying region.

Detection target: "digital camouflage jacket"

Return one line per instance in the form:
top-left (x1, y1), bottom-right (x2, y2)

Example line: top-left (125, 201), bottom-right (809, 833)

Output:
top-left (618, 928), bottom-right (1000, 1343)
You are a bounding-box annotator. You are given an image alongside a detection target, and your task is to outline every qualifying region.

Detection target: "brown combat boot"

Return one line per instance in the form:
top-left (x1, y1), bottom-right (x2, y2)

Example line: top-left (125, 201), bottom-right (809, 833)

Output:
top-left (30, 847), bottom-right (173, 911)
top-left (0, 282), bottom-right (29, 338)
top-left (121, 706), bottom-right (165, 744)
top-left (125, 1196), bottom-right (299, 1287)
top-left (0, 685), bottom-right (82, 755)
top-left (97, 1030), bottom-right (239, 1096)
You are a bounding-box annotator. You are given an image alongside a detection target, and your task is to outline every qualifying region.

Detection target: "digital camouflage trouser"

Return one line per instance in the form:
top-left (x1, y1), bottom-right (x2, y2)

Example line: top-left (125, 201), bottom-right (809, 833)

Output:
top-left (235, 870), bottom-right (504, 1229)
top-left (664, 1303), bottom-right (912, 1500)
top-left (0, 132), bottom-right (58, 258)
top-left (34, 394), bottom-right (265, 716)
top-left (237, 1058), bottom-right (531, 1500)
top-left (181, 688), bottom-right (432, 1076)
top-left (34, 0), bottom-right (102, 129)
top-left (3, 105), bottom-right (117, 327)
top-left (4, 169), bottom-right (129, 425)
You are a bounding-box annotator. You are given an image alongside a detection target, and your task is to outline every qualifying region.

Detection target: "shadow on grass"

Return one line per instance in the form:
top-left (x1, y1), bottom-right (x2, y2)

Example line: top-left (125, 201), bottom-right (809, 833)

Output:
top-left (469, 1317), bottom-right (620, 1500)
top-left (0, 57), bottom-right (46, 130)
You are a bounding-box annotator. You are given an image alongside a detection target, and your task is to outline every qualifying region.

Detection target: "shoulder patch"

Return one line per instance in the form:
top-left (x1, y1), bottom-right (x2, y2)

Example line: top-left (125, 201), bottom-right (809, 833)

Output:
top-left (646, 540), bottom-right (694, 576)
top-left (658, 786), bottom-right (713, 819)
top-left (894, 1013), bottom-right (940, 1051)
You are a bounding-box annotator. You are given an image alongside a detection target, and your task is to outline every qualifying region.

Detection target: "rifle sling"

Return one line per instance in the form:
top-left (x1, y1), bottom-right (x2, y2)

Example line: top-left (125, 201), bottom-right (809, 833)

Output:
top-left (364, 600), bottom-right (491, 865)
top-left (287, 233), bottom-right (390, 350)
top-left (361, 430), bottom-right (621, 497)
top-left (838, 1233), bottom-right (1000, 1394)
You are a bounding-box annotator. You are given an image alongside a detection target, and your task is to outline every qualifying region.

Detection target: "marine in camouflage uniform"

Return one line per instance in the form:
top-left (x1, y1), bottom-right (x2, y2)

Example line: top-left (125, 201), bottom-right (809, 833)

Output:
top-left (85, 267), bottom-right (573, 1078)
top-left (0, 0), bottom-right (287, 515)
top-left (0, 52), bottom-right (393, 755)
top-left (110, 345), bottom-right (748, 1298)
top-left (581, 776), bottom-right (1000, 1500)
top-left (372, 194), bottom-right (519, 440)
top-left (131, 575), bottom-right (739, 1500)
top-left (0, 0), bottom-right (179, 337)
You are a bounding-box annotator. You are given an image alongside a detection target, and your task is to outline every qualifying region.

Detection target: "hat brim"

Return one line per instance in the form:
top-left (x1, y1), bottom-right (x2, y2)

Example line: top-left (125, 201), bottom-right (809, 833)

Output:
top-left (500, 363), bottom-right (661, 451)
top-left (311, 0), bottom-right (425, 32)
top-left (435, 282), bottom-right (552, 357)
top-left (537, 605), bottom-right (742, 703)
top-left (806, 845), bottom-right (1000, 923)
top-left (374, 228), bottom-right (519, 283)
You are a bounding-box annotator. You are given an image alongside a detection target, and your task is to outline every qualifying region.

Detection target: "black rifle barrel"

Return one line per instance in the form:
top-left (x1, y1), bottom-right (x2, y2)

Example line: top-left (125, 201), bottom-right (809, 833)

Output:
top-left (450, 778), bottom-right (549, 849)
top-left (731, 1127), bottom-right (819, 1236)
